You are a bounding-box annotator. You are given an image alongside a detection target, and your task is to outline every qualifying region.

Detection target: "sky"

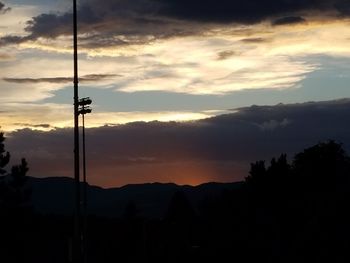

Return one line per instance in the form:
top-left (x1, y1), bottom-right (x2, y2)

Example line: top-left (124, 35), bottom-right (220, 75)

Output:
top-left (1, 0), bottom-right (350, 187)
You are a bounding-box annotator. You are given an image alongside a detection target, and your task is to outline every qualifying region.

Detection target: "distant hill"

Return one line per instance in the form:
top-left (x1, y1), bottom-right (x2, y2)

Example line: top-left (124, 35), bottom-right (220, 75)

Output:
top-left (27, 177), bottom-right (242, 218)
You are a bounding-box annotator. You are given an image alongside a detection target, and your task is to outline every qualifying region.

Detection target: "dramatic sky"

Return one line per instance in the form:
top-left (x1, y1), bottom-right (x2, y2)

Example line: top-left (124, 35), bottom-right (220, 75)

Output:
top-left (1, 0), bottom-right (350, 187)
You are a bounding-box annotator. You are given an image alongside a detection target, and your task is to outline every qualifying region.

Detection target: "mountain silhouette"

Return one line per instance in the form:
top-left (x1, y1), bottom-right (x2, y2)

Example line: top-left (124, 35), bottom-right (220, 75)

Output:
top-left (27, 176), bottom-right (242, 218)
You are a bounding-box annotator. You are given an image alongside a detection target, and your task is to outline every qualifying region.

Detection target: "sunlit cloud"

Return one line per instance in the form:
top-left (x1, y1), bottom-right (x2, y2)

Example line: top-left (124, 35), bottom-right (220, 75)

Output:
top-left (1, 1), bottom-right (350, 132)
top-left (88, 111), bottom-right (216, 125)
top-left (0, 4), bottom-right (38, 36)
top-left (0, 101), bottom-right (220, 132)
top-left (0, 81), bottom-right (65, 103)
top-left (2, 11), bottom-right (350, 98)
top-left (0, 103), bottom-right (72, 132)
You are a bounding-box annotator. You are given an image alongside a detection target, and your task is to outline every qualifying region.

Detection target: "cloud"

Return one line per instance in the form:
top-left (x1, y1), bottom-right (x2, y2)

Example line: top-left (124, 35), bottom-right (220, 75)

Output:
top-left (5, 99), bottom-right (350, 187)
top-left (0, 35), bottom-right (32, 46)
top-left (1, 0), bottom-right (348, 49)
top-left (158, 0), bottom-right (346, 23)
top-left (0, 103), bottom-right (73, 132)
top-left (2, 1), bottom-right (350, 99)
top-left (272, 16), bottom-right (307, 26)
top-left (31, 123), bottom-right (52, 128)
top-left (18, 0), bottom-right (200, 48)
top-left (0, 81), bottom-right (64, 103)
top-left (217, 50), bottom-right (238, 60)
top-left (256, 118), bottom-right (291, 131)
top-left (0, 30), bottom-right (322, 97)
top-left (13, 123), bottom-right (52, 129)
top-left (0, 0), bottom-right (349, 55)
top-left (0, 100), bottom-right (216, 132)
top-left (7, 17), bottom-right (350, 97)
top-left (116, 42), bottom-right (318, 95)
top-left (0, 53), bottom-right (14, 60)
top-left (3, 74), bottom-right (120, 84)
top-left (0, 1), bottom-right (11, 14)
top-left (240, 37), bottom-right (270, 43)
top-left (335, 1), bottom-right (350, 15)
top-left (25, 12), bottom-right (72, 39)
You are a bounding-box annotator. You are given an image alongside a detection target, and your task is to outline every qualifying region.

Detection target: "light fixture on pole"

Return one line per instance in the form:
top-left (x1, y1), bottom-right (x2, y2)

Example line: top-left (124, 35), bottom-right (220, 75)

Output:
top-left (78, 97), bottom-right (92, 263)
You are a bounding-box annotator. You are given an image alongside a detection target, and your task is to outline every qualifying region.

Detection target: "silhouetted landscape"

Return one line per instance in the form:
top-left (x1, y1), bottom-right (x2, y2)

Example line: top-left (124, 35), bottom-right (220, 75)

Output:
top-left (1, 131), bottom-right (350, 262)
top-left (28, 176), bottom-right (241, 217)
top-left (2, 1), bottom-right (350, 262)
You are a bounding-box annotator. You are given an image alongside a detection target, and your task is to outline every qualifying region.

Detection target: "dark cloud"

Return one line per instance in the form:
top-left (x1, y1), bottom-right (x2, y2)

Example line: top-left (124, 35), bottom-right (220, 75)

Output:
top-left (0, 1), bottom-right (11, 14)
top-left (335, 1), bottom-right (350, 15)
top-left (19, 1), bottom-right (200, 48)
top-left (82, 74), bottom-right (121, 80)
top-left (13, 123), bottom-right (52, 129)
top-left (272, 16), bottom-right (306, 26)
top-left (0, 35), bottom-right (32, 47)
top-left (240, 37), bottom-right (269, 43)
top-left (217, 50), bottom-right (238, 60)
top-left (2, 0), bottom-right (347, 49)
top-left (25, 13), bottom-right (73, 39)
top-left (154, 0), bottom-right (339, 23)
top-left (3, 74), bottom-right (120, 84)
top-left (5, 99), bottom-right (350, 187)
top-left (24, 0), bottom-right (177, 38)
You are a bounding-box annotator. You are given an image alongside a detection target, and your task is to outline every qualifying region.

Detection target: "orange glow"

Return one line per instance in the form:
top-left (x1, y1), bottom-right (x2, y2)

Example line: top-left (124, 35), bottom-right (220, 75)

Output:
top-left (84, 160), bottom-right (246, 188)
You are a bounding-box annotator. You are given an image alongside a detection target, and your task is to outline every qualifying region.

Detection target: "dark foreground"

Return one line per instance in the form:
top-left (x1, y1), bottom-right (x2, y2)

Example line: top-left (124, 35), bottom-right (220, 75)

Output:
top-left (1, 141), bottom-right (350, 263)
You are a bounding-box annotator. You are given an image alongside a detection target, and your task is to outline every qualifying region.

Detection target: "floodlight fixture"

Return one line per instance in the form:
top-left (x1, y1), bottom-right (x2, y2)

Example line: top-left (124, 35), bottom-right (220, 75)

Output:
top-left (78, 97), bottom-right (92, 106)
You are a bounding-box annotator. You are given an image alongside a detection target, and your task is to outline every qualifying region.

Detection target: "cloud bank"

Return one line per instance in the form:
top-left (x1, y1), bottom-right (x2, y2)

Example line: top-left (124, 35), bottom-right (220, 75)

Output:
top-left (3, 74), bottom-right (120, 84)
top-left (6, 99), bottom-right (350, 187)
top-left (2, 0), bottom-right (350, 48)
top-left (1, 0), bottom-right (350, 134)
top-left (2, 0), bottom-right (350, 99)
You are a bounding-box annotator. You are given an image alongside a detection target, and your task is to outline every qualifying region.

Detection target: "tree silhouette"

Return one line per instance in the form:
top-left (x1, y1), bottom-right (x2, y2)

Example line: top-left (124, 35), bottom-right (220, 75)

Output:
top-left (0, 132), bottom-right (31, 263)
top-left (268, 154), bottom-right (290, 180)
top-left (0, 133), bottom-right (30, 212)
top-left (0, 132), bottom-right (10, 175)
top-left (246, 160), bottom-right (266, 186)
top-left (246, 153), bottom-right (290, 190)
top-left (241, 140), bottom-right (350, 263)
top-left (292, 140), bottom-right (350, 187)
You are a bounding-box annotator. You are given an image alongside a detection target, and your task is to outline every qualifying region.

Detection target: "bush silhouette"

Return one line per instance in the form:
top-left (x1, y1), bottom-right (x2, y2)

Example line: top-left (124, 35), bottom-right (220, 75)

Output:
top-left (0, 132), bottom-right (30, 211)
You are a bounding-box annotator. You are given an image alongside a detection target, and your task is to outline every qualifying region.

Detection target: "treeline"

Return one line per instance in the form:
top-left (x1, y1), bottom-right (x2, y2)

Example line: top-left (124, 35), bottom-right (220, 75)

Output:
top-left (0, 133), bottom-right (350, 262)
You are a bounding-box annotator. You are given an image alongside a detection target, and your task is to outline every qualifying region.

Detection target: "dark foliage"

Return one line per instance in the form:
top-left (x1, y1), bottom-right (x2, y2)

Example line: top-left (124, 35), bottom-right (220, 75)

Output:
top-left (0, 133), bottom-right (32, 263)
top-left (0, 132), bottom-right (10, 174)
top-left (0, 133), bottom-right (30, 211)
top-left (1, 140), bottom-right (350, 263)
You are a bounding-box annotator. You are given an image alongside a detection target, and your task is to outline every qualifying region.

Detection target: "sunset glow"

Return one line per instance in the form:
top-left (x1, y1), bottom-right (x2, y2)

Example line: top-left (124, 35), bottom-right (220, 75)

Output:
top-left (1, 0), bottom-right (350, 187)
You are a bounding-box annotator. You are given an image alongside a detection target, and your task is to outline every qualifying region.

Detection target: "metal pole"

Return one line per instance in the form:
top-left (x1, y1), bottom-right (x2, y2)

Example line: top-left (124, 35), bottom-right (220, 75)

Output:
top-left (73, 0), bottom-right (81, 262)
top-left (82, 112), bottom-right (87, 263)
top-left (78, 98), bottom-right (92, 263)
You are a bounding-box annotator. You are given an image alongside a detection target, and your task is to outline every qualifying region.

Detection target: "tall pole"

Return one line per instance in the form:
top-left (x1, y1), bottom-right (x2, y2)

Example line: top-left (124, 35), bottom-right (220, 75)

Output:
top-left (82, 112), bottom-right (87, 263)
top-left (73, 0), bottom-right (81, 262)
top-left (77, 98), bottom-right (92, 263)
